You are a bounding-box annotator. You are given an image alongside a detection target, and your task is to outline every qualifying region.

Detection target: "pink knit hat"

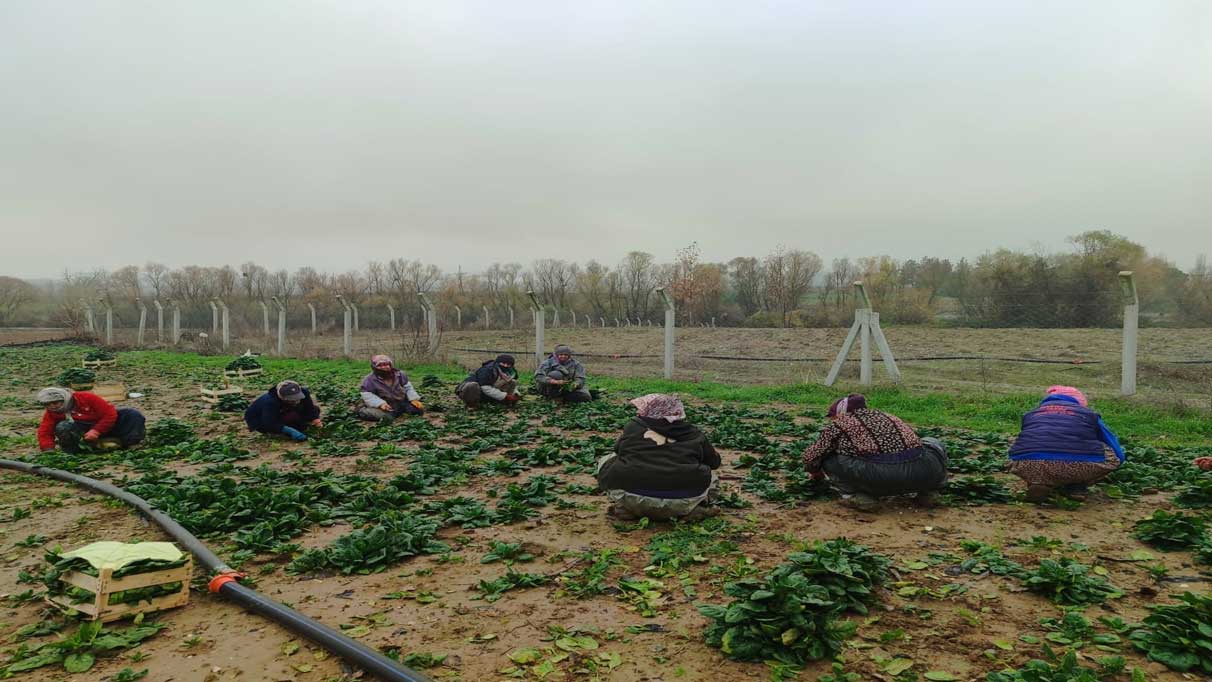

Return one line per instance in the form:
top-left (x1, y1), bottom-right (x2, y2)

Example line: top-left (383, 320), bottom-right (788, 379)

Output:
top-left (1046, 385), bottom-right (1088, 407)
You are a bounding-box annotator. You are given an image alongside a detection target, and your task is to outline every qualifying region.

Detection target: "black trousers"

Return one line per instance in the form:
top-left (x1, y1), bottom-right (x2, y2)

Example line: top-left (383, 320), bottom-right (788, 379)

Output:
top-left (822, 437), bottom-right (948, 497)
top-left (54, 408), bottom-right (146, 453)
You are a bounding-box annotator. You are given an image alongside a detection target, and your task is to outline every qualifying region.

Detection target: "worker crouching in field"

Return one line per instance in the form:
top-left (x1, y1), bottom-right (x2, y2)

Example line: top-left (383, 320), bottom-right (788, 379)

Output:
top-left (596, 394), bottom-right (721, 521)
top-left (456, 354), bottom-right (520, 408)
top-left (802, 394), bottom-right (948, 512)
top-left (356, 355), bottom-right (424, 423)
top-left (1008, 386), bottom-right (1124, 502)
top-left (244, 380), bottom-right (323, 441)
top-left (36, 387), bottom-right (146, 454)
top-left (535, 345), bottom-right (592, 403)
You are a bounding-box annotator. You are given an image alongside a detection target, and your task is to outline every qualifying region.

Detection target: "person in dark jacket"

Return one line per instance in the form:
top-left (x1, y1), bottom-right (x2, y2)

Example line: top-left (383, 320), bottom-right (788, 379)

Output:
top-left (802, 394), bottom-right (948, 511)
top-left (1008, 386), bottom-right (1124, 502)
top-left (596, 394), bottom-right (721, 521)
top-left (456, 354), bottom-right (520, 407)
top-left (535, 345), bottom-right (592, 403)
top-left (244, 380), bottom-right (323, 441)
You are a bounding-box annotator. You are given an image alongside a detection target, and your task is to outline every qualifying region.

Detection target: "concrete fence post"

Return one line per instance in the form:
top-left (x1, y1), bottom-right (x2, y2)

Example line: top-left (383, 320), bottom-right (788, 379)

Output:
top-left (99, 299), bottom-right (113, 346)
top-left (214, 299), bottom-right (230, 350)
top-left (209, 300), bottom-right (219, 334)
top-left (1119, 271), bottom-right (1139, 396)
top-left (527, 291), bottom-right (544, 368)
top-left (352, 303), bottom-right (360, 332)
top-left (153, 299), bottom-right (164, 343)
top-left (455, 305), bottom-right (462, 329)
top-left (170, 301), bottom-right (181, 344)
top-left (136, 299), bottom-right (147, 347)
top-left (509, 306), bottom-right (515, 329)
top-left (553, 308), bottom-right (560, 328)
top-left (271, 297), bottom-right (287, 355)
top-left (483, 306), bottom-right (490, 330)
top-left (335, 295), bottom-right (353, 356)
top-left (417, 292), bottom-right (439, 355)
top-left (657, 287), bottom-right (675, 380)
top-left (387, 304), bottom-right (395, 331)
top-left (259, 300), bottom-right (270, 336)
top-left (824, 282), bottom-right (899, 386)
top-left (307, 302), bottom-right (317, 333)
top-left (600, 317), bottom-right (606, 328)
top-left (82, 300), bottom-right (95, 334)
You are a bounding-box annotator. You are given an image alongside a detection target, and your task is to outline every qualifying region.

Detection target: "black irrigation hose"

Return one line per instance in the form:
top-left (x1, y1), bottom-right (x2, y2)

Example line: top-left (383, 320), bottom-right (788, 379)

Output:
top-left (0, 459), bottom-right (430, 682)
top-left (448, 347), bottom-right (1107, 365)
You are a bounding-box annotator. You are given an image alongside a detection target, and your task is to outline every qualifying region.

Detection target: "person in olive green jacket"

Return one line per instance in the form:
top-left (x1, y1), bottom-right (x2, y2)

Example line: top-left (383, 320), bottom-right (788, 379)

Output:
top-left (596, 393), bottom-right (721, 521)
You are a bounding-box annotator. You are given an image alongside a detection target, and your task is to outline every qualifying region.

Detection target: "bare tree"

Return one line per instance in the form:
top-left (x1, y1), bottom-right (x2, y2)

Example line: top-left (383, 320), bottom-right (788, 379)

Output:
top-left (143, 262), bottom-right (168, 299)
top-left (0, 276), bottom-right (35, 324)
top-left (531, 259), bottom-right (578, 308)
top-left (619, 251), bottom-right (656, 319)
top-left (728, 257), bottom-right (765, 317)
top-left (111, 265), bottom-right (142, 300)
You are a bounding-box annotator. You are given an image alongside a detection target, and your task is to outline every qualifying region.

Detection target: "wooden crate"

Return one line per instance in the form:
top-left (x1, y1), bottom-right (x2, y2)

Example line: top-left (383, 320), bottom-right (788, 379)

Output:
top-left (92, 382), bottom-right (128, 403)
top-left (46, 556), bottom-right (191, 623)
top-left (200, 385), bottom-right (242, 404)
top-left (223, 367), bottom-right (263, 380)
top-left (68, 382), bottom-right (95, 391)
top-left (82, 359), bottom-right (117, 369)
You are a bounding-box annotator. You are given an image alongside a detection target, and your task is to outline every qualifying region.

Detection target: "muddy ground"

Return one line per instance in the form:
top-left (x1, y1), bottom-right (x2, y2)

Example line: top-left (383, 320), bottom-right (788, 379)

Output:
top-left (0, 347), bottom-right (1206, 682)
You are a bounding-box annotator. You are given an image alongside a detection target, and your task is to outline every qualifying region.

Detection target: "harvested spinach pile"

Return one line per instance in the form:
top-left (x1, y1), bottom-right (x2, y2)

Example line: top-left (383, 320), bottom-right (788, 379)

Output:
top-left (696, 539), bottom-right (888, 665)
top-left (56, 368), bottom-right (95, 385)
top-left (225, 356), bottom-right (262, 371)
top-left (213, 393), bottom-right (248, 412)
top-left (1129, 591), bottom-right (1212, 673)
top-left (1132, 510), bottom-right (1209, 551)
top-left (83, 349), bottom-right (115, 362)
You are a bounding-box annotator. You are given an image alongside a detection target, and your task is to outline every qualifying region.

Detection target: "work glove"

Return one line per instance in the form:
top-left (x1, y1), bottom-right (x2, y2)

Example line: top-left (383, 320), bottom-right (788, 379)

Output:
top-left (1195, 457), bottom-right (1212, 472)
top-left (83, 430), bottom-right (101, 442)
top-left (310, 418), bottom-right (324, 428)
top-left (410, 400), bottom-right (424, 410)
top-left (282, 426), bottom-right (307, 442)
top-left (503, 394), bottom-right (520, 404)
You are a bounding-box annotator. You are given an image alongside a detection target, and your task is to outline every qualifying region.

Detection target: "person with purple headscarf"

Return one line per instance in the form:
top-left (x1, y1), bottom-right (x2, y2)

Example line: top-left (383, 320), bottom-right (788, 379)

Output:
top-left (356, 355), bottom-right (424, 423)
top-left (596, 393), bottom-right (721, 521)
top-left (801, 394), bottom-right (948, 511)
top-left (1008, 385), bottom-right (1124, 502)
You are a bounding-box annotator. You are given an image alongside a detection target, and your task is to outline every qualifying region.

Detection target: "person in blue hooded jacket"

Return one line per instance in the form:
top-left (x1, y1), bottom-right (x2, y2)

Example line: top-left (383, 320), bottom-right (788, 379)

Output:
top-left (244, 380), bottom-right (323, 441)
top-left (1008, 385), bottom-right (1124, 502)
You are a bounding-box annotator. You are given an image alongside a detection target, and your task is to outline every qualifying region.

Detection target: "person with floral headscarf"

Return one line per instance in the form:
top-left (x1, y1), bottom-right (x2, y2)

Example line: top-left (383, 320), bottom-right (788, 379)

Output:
top-left (1008, 386), bottom-right (1124, 502)
top-left (596, 394), bottom-right (721, 521)
top-left (356, 355), bottom-right (423, 423)
top-left (801, 394), bottom-right (948, 511)
top-left (36, 387), bottom-right (145, 453)
top-left (244, 380), bottom-right (323, 441)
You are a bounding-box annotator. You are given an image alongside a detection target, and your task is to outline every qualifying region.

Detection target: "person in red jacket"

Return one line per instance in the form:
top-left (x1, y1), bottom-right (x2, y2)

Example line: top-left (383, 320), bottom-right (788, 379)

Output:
top-left (36, 387), bottom-right (146, 453)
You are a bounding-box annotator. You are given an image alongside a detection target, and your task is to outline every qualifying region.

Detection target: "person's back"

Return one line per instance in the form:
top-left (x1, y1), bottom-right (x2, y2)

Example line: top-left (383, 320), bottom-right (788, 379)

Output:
top-left (599, 416), bottom-right (719, 496)
top-left (1007, 386), bottom-right (1123, 501)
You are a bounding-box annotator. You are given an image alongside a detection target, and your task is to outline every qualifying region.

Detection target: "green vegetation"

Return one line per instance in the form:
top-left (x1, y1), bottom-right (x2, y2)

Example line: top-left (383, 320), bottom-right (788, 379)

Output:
top-left (1129, 592), bottom-right (1212, 673)
top-left (1132, 510), bottom-right (1209, 551)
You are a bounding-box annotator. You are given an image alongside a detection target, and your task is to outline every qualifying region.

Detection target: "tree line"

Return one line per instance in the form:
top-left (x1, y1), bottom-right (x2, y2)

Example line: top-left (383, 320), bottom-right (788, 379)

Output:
top-left (3, 231), bottom-right (1211, 330)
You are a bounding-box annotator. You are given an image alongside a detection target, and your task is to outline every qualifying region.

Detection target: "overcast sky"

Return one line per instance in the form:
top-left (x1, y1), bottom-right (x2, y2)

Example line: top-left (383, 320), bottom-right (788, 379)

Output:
top-left (2, 1), bottom-right (1210, 279)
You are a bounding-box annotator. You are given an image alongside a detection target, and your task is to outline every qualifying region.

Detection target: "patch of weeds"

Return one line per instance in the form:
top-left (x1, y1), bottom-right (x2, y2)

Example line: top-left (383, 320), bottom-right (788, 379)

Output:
top-left (475, 568), bottom-right (550, 602)
top-left (2, 619), bottom-right (164, 675)
top-left (556, 549), bottom-right (623, 598)
top-left (617, 577), bottom-right (666, 617)
top-left (645, 517), bottom-right (737, 574)
top-left (1039, 611), bottom-right (1122, 650)
top-left (987, 647), bottom-right (1141, 682)
top-left (480, 541), bottom-right (535, 565)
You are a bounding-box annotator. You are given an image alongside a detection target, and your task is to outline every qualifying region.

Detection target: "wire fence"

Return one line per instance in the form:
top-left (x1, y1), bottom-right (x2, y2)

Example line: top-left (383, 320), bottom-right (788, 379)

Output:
top-left (6, 281), bottom-right (1211, 409)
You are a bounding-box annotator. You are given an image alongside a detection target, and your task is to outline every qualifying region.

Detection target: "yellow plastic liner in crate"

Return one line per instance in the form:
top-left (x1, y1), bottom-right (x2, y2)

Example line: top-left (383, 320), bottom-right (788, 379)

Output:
top-left (45, 541), bottom-right (191, 623)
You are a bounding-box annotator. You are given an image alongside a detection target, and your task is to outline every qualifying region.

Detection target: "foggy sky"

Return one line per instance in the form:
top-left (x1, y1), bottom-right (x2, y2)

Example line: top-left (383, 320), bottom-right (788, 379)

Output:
top-left (2, 1), bottom-right (1210, 279)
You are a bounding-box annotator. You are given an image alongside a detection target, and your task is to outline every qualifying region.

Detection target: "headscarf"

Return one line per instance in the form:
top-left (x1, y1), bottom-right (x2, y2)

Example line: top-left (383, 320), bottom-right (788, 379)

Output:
top-left (371, 354), bottom-right (394, 377)
top-left (276, 380), bottom-right (305, 402)
top-left (495, 354), bottom-right (515, 366)
top-left (827, 394), bottom-right (867, 418)
top-left (1045, 385), bottom-right (1088, 407)
top-left (554, 344), bottom-right (573, 357)
top-left (37, 387), bottom-right (74, 412)
top-left (630, 393), bottom-right (686, 423)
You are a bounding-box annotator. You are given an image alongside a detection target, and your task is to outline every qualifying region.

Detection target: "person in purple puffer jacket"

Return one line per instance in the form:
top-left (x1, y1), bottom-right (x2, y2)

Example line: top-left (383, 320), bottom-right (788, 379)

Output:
top-left (1008, 385), bottom-right (1125, 502)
